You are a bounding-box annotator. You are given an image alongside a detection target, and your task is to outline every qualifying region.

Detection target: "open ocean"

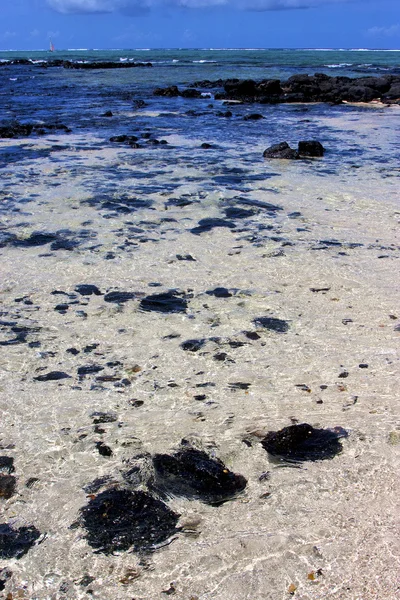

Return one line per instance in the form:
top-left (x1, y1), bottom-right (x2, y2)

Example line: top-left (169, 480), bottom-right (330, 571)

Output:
top-left (0, 48), bottom-right (399, 600)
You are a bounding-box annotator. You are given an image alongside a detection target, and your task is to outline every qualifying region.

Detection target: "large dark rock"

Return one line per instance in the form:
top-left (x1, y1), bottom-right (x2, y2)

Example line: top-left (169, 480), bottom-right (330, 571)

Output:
top-left (261, 423), bottom-right (347, 462)
top-left (153, 85), bottom-right (180, 97)
top-left (224, 79), bottom-right (256, 97)
top-left (180, 88), bottom-right (202, 98)
top-left (298, 141), bottom-right (325, 157)
top-left (343, 85), bottom-right (376, 102)
top-left (263, 142), bottom-right (299, 160)
top-left (383, 83), bottom-right (400, 100)
top-left (0, 524), bottom-right (41, 559)
top-left (152, 447), bottom-right (247, 505)
top-left (80, 489), bottom-right (180, 554)
top-left (256, 79), bottom-right (282, 95)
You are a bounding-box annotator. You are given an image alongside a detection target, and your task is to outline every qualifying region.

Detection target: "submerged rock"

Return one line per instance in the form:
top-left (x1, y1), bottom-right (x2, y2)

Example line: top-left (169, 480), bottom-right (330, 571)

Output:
top-left (0, 524), bottom-right (41, 559)
top-left (152, 447), bottom-right (247, 505)
top-left (80, 489), bottom-right (180, 555)
top-left (254, 316), bottom-right (289, 333)
top-left (261, 423), bottom-right (347, 462)
top-left (139, 291), bottom-right (188, 314)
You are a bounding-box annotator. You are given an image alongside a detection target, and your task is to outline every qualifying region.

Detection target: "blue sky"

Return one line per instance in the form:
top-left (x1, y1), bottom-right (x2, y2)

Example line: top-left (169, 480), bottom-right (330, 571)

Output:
top-left (0, 0), bottom-right (399, 50)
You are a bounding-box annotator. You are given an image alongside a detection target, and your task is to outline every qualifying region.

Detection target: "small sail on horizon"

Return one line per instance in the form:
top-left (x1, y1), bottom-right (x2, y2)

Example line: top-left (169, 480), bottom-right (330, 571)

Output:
top-left (49, 40), bottom-right (55, 52)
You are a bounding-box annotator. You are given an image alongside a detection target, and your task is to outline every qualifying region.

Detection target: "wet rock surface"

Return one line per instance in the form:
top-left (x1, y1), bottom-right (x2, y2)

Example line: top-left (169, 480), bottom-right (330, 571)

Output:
top-left (263, 142), bottom-right (299, 160)
top-left (0, 524), bottom-right (41, 559)
top-left (261, 423), bottom-right (347, 462)
top-left (152, 447), bottom-right (247, 505)
top-left (80, 489), bottom-right (180, 554)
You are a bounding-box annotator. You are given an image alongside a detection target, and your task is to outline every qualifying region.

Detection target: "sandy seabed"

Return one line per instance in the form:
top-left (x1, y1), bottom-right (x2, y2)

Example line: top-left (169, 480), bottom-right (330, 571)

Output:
top-left (0, 109), bottom-right (399, 600)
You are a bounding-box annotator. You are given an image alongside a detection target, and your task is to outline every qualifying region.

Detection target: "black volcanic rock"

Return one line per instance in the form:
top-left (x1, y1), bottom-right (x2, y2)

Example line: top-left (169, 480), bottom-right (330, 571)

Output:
top-left (80, 489), bottom-right (180, 555)
top-left (152, 447), bottom-right (247, 505)
top-left (298, 141), bottom-right (325, 157)
top-left (153, 85), bottom-right (180, 97)
top-left (263, 142), bottom-right (299, 159)
top-left (261, 423), bottom-right (347, 462)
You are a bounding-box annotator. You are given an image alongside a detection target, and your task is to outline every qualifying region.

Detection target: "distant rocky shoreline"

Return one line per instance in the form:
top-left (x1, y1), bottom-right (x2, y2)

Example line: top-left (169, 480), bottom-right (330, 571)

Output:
top-left (154, 73), bottom-right (400, 105)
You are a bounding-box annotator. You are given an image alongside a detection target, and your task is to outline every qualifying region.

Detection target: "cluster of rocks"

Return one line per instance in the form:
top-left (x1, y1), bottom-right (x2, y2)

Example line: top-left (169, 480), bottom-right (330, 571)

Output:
top-left (263, 140), bottom-right (325, 159)
top-left (0, 58), bottom-right (152, 69)
top-left (0, 122), bottom-right (71, 139)
top-left (155, 74), bottom-right (400, 105)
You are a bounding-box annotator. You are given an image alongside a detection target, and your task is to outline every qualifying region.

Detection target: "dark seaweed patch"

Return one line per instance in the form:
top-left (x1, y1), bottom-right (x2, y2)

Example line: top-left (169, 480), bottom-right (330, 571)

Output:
top-left (254, 317), bottom-right (289, 333)
top-left (80, 489), bottom-right (180, 555)
top-left (75, 284), bottom-right (102, 296)
top-left (180, 339), bottom-right (206, 352)
top-left (13, 232), bottom-right (59, 247)
top-left (261, 423), bottom-right (346, 462)
top-left (104, 291), bottom-right (137, 303)
top-left (78, 365), bottom-right (104, 376)
top-left (34, 371), bottom-right (71, 381)
top-left (235, 198), bottom-right (282, 212)
top-left (0, 524), bottom-right (41, 559)
top-left (224, 207), bottom-right (256, 219)
top-left (0, 476), bottom-right (16, 499)
top-left (90, 411), bottom-right (118, 424)
top-left (0, 458), bottom-right (14, 474)
top-left (152, 447), bottom-right (247, 505)
top-left (190, 218), bottom-right (235, 236)
top-left (205, 287), bottom-right (232, 298)
top-left (50, 239), bottom-right (80, 251)
top-left (139, 291), bottom-right (188, 314)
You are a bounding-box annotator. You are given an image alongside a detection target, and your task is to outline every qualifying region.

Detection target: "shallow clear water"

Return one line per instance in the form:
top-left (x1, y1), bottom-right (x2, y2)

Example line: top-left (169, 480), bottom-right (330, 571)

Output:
top-left (0, 50), bottom-right (399, 600)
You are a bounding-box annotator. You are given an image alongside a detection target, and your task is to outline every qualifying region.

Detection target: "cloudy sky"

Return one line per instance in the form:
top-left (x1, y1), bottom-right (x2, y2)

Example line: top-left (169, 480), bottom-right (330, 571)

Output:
top-left (0, 0), bottom-right (399, 50)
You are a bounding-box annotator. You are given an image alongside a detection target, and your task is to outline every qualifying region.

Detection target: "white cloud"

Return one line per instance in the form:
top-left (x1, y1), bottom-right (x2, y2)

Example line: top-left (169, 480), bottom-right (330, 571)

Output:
top-left (0, 31), bottom-right (17, 40)
top-left (366, 24), bottom-right (400, 37)
top-left (46, 0), bottom-right (360, 14)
